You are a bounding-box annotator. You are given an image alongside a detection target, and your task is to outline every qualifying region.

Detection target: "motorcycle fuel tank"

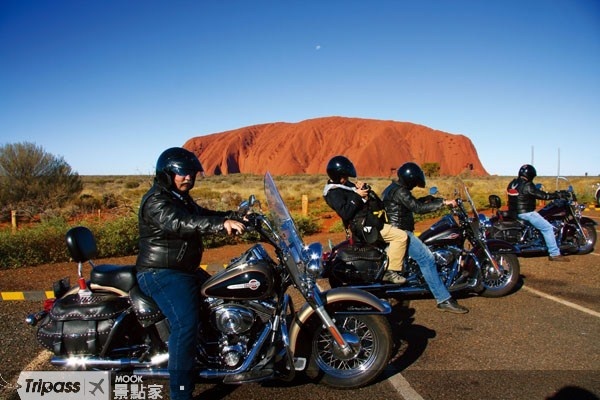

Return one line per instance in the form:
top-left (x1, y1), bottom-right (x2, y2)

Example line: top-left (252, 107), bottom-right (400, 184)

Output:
top-left (201, 245), bottom-right (275, 300)
top-left (419, 215), bottom-right (464, 246)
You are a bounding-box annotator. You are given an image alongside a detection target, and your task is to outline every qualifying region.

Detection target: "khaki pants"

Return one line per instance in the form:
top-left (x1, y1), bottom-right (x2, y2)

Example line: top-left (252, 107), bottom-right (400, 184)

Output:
top-left (379, 224), bottom-right (408, 272)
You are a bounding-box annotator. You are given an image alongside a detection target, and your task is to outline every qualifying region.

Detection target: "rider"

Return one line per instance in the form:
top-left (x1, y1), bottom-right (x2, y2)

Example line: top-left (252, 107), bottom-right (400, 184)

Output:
top-left (382, 162), bottom-right (469, 314)
top-left (507, 164), bottom-right (569, 262)
top-left (136, 147), bottom-right (245, 400)
top-left (323, 155), bottom-right (408, 284)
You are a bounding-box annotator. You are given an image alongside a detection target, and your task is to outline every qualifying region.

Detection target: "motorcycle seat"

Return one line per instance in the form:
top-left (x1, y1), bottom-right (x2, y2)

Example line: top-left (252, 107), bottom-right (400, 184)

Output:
top-left (494, 219), bottom-right (524, 229)
top-left (496, 210), bottom-right (517, 221)
top-left (90, 264), bottom-right (137, 293)
top-left (129, 285), bottom-right (165, 327)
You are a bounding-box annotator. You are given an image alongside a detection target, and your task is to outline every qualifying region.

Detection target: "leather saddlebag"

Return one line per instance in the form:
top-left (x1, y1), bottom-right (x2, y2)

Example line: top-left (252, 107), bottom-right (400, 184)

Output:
top-left (37, 293), bottom-right (130, 355)
top-left (330, 243), bottom-right (386, 284)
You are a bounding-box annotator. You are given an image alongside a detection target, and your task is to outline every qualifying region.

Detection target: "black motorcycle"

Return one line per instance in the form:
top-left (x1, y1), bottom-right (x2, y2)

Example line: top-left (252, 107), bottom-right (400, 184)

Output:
top-left (26, 172), bottom-right (393, 389)
top-left (484, 185), bottom-right (597, 257)
top-left (323, 181), bottom-right (521, 299)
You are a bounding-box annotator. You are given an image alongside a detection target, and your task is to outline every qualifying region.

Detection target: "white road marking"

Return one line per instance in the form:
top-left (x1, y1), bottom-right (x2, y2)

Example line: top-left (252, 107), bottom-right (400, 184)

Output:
top-left (522, 286), bottom-right (600, 318)
top-left (388, 373), bottom-right (425, 400)
top-left (0, 350), bottom-right (51, 398)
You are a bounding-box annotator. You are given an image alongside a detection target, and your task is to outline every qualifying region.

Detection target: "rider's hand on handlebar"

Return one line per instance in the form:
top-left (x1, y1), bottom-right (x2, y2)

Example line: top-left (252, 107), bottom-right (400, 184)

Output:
top-left (443, 199), bottom-right (457, 207)
top-left (224, 219), bottom-right (245, 235)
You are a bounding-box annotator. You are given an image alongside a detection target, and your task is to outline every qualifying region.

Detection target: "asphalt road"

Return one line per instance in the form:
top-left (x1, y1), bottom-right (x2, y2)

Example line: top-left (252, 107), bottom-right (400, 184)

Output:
top-left (1, 214), bottom-right (598, 400)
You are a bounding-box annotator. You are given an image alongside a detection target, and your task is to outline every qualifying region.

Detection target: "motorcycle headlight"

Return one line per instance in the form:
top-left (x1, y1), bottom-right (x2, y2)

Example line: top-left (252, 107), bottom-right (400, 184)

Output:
top-left (304, 242), bottom-right (324, 278)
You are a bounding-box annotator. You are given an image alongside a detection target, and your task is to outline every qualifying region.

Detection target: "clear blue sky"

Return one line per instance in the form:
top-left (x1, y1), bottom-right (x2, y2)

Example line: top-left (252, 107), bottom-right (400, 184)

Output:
top-left (1, 0), bottom-right (598, 177)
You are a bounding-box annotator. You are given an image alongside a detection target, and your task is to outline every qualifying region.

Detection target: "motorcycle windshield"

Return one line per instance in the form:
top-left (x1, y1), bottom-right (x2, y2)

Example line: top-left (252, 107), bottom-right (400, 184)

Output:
top-left (263, 172), bottom-right (305, 267)
top-left (450, 178), bottom-right (481, 231)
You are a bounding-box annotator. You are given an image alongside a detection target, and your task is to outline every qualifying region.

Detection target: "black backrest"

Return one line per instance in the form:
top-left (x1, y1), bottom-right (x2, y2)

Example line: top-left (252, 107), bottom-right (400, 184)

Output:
top-left (65, 226), bottom-right (98, 262)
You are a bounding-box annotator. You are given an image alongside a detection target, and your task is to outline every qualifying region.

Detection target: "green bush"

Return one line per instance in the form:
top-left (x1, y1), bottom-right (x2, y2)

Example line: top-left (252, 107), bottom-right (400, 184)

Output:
top-left (0, 218), bottom-right (71, 268)
top-left (0, 216), bottom-right (140, 269)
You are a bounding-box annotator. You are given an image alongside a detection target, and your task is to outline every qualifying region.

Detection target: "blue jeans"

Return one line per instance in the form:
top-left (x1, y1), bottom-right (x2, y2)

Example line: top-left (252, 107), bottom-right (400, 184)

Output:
top-left (406, 231), bottom-right (452, 304)
top-left (137, 268), bottom-right (202, 400)
top-left (518, 211), bottom-right (560, 256)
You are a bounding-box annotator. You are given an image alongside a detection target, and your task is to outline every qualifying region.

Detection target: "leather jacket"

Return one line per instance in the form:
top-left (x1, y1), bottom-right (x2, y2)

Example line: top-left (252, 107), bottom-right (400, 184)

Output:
top-left (323, 180), bottom-right (367, 228)
top-left (506, 177), bottom-right (558, 216)
top-left (382, 181), bottom-right (444, 232)
top-left (136, 181), bottom-right (233, 273)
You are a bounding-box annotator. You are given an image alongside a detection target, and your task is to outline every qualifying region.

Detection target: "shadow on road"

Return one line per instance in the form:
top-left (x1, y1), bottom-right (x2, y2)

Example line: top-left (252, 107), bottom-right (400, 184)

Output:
top-left (380, 300), bottom-right (437, 379)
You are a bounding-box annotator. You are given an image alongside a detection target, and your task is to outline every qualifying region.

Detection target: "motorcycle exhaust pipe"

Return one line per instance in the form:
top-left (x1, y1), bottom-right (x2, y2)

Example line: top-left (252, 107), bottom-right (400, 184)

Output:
top-left (50, 353), bottom-right (169, 369)
top-left (516, 246), bottom-right (549, 256)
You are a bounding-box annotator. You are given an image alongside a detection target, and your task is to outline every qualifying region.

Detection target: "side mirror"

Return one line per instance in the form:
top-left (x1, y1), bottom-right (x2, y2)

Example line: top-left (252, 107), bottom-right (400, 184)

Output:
top-left (239, 195), bottom-right (260, 214)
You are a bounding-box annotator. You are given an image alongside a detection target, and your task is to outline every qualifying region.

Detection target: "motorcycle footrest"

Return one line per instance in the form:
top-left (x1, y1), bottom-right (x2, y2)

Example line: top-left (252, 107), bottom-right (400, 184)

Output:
top-left (222, 368), bottom-right (274, 384)
top-left (293, 357), bottom-right (306, 371)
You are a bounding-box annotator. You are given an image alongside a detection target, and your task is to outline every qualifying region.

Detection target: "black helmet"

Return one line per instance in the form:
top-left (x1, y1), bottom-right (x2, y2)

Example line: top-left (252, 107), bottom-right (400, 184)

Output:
top-left (397, 162), bottom-right (426, 190)
top-left (518, 164), bottom-right (537, 181)
top-left (155, 147), bottom-right (203, 188)
top-left (326, 155), bottom-right (356, 183)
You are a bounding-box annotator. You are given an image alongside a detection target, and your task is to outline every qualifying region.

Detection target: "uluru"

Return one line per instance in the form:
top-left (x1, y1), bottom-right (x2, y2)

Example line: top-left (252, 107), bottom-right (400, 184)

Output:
top-left (183, 116), bottom-right (488, 177)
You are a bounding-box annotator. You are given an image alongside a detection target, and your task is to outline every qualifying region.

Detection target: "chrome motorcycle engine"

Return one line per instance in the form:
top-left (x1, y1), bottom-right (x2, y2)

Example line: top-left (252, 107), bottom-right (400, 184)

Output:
top-left (204, 298), bottom-right (276, 369)
top-left (212, 305), bottom-right (255, 334)
top-left (431, 248), bottom-right (457, 267)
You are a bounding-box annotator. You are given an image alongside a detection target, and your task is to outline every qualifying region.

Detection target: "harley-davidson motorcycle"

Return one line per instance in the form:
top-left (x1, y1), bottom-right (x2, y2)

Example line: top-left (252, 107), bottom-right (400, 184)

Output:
top-left (484, 185), bottom-right (597, 257)
top-left (323, 181), bottom-right (521, 299)
top-left (26, 172), bottom-right (393, 389)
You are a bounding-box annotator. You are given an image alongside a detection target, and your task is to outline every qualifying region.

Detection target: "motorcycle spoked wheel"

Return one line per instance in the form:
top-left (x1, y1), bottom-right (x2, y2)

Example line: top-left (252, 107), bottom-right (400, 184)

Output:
top-left (307, 314), bottom-right (392, 389)
top-left (479, 253), bottom-right (521, 298)
top-left (576, 224), bottom-right (597, 255)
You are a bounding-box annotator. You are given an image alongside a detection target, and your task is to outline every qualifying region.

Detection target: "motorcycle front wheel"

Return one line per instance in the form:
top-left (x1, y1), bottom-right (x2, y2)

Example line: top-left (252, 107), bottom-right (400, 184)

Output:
top-left (479, 253), bottom-right (521, 298)
top-left (307, 314), bottom-right (391, 389)
top-left (576, 224), bottom-right (597, 254)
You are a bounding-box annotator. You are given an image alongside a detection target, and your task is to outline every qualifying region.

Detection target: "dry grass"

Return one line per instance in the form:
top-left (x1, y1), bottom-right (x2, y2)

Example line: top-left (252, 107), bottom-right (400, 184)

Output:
top-left (81, 174), bottom-right (600, 218)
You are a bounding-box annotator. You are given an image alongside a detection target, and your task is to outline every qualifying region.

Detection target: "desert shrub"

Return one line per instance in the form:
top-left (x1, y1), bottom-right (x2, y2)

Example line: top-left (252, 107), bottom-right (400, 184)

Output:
top-left (124, 181), bottom-right (140, 189)
top-left (102, 193), bottom-right (120, 209)
top-left (328, 219), bottom-right (346, 233)
top-left (74, 194), bottom-right (102, 212)
top-left (92, 216), bottom-right (139, 258)
top-left (0, 218), bottom-right (70, 268)
top-left (290, 213), bottom-right (321, 236)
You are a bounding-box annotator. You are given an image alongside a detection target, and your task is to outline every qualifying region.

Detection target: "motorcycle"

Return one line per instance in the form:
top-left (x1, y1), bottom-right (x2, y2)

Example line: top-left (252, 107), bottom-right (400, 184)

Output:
top-left (26, 172), bottom-right (393, 389)
top-left (484, 184), bottom-right (597, 257)
top-left (323, 180), bottom-right (521, 299)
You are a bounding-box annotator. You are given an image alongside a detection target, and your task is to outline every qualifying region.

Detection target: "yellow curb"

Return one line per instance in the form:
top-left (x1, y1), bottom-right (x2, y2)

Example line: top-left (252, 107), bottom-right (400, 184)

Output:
top-left (1, 291), bottom-right (55, 301)
top-left (1, 292), bottom-right (25, 300)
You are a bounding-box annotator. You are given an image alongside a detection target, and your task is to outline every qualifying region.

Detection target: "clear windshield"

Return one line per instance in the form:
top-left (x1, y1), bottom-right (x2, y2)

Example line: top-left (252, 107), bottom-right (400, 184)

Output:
top-left (449, 177), bottom-right (478, 219)
top-left (263, 172), bottom-right (305, 265)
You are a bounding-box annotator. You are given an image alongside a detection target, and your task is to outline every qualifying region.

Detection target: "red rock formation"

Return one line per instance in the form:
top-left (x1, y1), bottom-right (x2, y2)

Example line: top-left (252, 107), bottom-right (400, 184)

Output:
top-left (183, 116), bottom-right (488, 177)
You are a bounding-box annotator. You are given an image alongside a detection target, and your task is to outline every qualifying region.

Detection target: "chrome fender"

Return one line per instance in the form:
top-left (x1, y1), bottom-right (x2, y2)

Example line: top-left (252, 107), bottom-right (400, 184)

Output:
top-left (288, 287), bottom-right (391, 352)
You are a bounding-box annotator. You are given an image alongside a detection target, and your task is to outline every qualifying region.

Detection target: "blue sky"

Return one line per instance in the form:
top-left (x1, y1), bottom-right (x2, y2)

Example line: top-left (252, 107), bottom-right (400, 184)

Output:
top-left (1, 0), bottom-right (599, 177)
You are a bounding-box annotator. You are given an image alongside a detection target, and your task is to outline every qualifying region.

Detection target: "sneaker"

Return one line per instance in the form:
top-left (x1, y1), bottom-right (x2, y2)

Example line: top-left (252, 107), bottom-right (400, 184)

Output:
top-left (548, 255), bottom-right (570, 262)
top-left (437, 299), bottom-right (469, 314)
top-left (382, 270), bottom-right (407, 285)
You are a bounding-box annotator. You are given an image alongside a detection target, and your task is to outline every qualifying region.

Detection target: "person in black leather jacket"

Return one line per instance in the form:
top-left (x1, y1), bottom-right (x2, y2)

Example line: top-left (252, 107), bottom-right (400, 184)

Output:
top-left (382, 162), bottom-right (468, 314)
top-left (323, 155), bottom-right (408, 284)
top-left (136, 147), bottom-right (245, 400)
top-left (507, 164), bottom-right (569, 262)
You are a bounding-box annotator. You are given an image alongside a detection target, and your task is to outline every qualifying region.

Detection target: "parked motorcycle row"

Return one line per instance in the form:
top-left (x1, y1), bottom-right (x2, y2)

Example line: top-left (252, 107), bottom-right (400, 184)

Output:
top-left (484, 185), bottom-right (597, 258)
top-left (323, 180), bottom-right (521, 299)
top-left (25, 174), bottom-right (597, 392)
